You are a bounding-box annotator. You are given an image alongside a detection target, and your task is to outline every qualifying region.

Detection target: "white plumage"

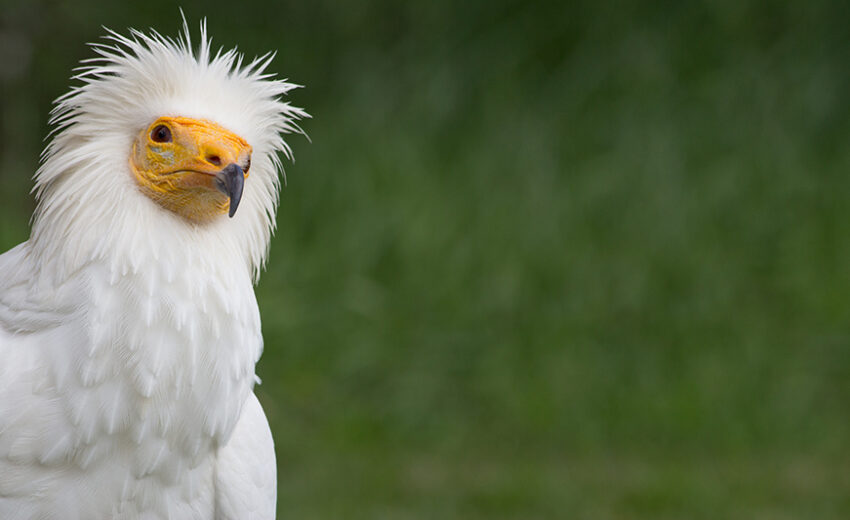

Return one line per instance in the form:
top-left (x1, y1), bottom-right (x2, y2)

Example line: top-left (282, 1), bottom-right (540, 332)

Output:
top-left (0, 19), bottom-right (305, 519)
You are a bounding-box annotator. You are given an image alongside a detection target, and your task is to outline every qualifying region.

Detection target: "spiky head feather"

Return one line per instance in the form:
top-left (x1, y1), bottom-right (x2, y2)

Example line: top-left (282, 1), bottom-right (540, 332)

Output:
top-left (30, 20), bottom-right (307, 283)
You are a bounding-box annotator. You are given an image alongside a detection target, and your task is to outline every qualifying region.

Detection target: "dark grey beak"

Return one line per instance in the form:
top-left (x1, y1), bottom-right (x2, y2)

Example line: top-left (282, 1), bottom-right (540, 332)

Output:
top-left (215, 163), bottom-right (245, 218)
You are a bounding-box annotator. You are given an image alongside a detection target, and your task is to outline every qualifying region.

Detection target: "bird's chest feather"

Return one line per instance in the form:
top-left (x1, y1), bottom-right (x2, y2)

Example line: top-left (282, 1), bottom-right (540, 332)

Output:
top-left (6, 258), bottom-right (263, 517)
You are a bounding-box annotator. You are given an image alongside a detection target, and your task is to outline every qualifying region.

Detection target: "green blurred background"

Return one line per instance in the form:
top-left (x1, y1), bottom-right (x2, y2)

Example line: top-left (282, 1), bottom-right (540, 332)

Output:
top-left (2, 1), bottom-right (850, 518)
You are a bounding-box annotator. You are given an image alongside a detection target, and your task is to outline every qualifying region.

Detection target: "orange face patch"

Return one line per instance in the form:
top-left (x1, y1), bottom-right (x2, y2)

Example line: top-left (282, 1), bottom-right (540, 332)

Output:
top-left (130, 117), bottom-right (252, 223)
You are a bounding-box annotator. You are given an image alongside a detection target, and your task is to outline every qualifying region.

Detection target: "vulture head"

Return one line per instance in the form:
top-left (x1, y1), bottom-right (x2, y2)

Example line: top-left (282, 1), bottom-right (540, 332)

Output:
top-left (29, 19), bottom-right (307, 282)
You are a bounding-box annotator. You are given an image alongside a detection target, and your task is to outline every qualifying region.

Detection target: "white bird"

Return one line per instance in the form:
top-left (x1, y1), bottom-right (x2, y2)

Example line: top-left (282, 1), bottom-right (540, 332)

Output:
top-left (0, 19), bottom-right (306, 519)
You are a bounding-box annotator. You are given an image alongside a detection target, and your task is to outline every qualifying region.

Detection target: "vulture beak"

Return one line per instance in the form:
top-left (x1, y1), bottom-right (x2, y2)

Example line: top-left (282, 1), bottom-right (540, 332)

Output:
top-left (215, 164), bottom-right (245, 218)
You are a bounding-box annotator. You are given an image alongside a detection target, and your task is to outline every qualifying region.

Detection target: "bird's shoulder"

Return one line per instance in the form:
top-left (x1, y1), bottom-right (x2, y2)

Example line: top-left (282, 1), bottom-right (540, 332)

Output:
top-left (0, 241), bottom-right (81, 337)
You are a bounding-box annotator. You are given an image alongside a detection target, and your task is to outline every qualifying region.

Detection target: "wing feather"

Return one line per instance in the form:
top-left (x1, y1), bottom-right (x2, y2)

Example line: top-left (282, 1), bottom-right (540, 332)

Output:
top-left (214, 393), bottom-right (276, 520)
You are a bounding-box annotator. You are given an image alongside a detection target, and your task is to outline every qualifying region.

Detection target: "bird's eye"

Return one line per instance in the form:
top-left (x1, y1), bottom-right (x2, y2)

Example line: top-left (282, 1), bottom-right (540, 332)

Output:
top-left (243, 157), bottom-right (251, 173)
top-left (150, 124), bottom-right (172, 143)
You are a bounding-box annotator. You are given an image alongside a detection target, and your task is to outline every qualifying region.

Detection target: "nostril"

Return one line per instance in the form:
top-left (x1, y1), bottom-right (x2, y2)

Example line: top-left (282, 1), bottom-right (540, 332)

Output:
top-left (207, 155), bottom-right (222, 166)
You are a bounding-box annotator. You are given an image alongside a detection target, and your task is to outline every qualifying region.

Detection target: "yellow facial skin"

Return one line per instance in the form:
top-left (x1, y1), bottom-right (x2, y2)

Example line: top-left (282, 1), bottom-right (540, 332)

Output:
top-left (130, 117), bottom-right (252, 223)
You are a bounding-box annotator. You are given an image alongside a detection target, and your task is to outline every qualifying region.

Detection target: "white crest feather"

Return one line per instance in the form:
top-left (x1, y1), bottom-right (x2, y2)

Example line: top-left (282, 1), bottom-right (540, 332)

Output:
top-left (30, 19), bottom-right (308, 283)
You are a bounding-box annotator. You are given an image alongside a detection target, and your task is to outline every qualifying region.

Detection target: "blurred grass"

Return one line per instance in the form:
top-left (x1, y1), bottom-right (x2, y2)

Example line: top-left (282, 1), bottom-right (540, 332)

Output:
top-left (2, 0), bottom-right (850, 518)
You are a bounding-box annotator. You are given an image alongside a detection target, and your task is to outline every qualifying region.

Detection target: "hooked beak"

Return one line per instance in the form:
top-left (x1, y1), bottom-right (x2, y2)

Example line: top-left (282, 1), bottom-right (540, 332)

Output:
top-left (215, 163), bottom-right (245, 218)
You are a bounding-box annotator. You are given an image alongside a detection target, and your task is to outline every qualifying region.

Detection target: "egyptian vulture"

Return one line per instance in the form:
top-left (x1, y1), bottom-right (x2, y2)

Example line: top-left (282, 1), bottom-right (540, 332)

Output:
top-left (0, 20), bottom-right (306, 519)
